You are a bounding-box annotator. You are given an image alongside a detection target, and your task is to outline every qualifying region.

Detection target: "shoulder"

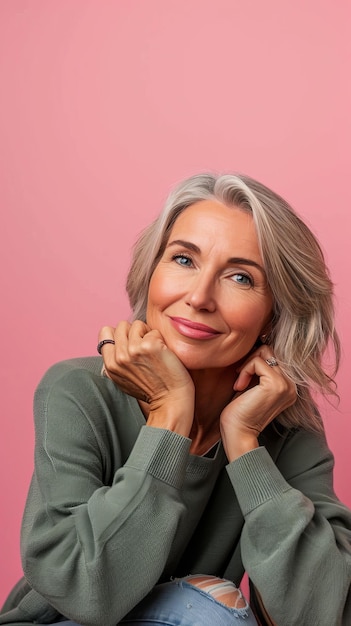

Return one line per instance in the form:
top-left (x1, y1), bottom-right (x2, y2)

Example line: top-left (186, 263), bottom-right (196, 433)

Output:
top-left (34, 357), bottom-right (144, 439)
top-left (280, 426), bottom-right (333, 471)
top-left (34, 357), bottom-right (112, 424)
top-left (35, 356), bottom-right (126, 404)
top-left (36, 356), bottom-right (104, 388)
top-left (261, 422), bottom-right (336, 493)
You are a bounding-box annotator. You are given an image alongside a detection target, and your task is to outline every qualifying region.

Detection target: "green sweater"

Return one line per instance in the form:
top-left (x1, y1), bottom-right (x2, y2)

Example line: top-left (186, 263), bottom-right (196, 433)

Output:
top-left (1, 357), bottom-right (351, 626)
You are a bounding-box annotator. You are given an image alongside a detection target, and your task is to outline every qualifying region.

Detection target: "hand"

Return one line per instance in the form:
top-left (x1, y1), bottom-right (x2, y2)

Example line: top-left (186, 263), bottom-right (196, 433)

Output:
top-left (220, 347), bottom-right (297, 461)
top-left (98, 321), bottom-right (195, 437)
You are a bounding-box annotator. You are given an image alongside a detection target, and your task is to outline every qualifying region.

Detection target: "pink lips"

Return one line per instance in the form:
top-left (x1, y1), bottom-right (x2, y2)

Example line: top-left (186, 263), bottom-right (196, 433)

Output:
top-left (170, 317), bottom-right (220, 340)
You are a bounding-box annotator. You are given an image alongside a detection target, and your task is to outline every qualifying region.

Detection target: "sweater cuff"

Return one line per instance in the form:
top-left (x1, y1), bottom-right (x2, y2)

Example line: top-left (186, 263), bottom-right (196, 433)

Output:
top-left (226, 446), bottom-right (292, 516)
top-left (125, 425), bottom-right (191, 489)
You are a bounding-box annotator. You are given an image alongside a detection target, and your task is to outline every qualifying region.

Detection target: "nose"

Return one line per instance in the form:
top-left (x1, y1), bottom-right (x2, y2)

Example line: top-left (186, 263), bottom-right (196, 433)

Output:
top-left (185, 272), bottom-right (217, 312)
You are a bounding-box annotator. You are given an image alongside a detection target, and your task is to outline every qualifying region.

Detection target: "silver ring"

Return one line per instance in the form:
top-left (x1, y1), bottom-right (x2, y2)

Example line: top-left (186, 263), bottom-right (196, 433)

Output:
top-left (265, 357), bottom-right (278, 367)
top-left (97, 339), bottom-right (115, 355)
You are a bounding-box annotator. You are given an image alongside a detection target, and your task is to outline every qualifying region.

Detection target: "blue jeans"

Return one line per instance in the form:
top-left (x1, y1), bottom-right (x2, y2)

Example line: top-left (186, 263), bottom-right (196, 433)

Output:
top-left (56, 578), bottom-right (258, 625)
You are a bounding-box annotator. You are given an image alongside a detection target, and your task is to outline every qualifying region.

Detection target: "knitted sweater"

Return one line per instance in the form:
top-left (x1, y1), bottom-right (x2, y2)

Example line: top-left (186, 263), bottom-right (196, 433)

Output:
top-left (1, 356), bottom-right (350, 626)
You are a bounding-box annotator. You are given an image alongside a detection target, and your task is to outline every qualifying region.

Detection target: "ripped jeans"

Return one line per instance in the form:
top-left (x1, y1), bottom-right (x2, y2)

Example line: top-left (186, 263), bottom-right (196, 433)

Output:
top-left (57, 575), bottom-right (259, 625)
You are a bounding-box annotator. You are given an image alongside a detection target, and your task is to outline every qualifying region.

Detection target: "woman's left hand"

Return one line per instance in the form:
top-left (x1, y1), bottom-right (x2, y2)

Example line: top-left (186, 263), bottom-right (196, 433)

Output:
top-left (220, 347), bottom-right (297, 461)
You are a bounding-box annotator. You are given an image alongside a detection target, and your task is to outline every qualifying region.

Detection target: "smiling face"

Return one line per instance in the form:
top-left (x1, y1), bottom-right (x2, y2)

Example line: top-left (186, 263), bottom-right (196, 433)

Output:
top-left (146, 200), bottom-right (273, 373)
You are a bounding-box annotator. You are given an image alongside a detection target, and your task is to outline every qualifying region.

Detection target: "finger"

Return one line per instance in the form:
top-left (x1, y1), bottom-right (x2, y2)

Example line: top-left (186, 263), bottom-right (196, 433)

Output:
top-left (98, 322), bottom-right (131, 361)
top-left (124, 321), bottom-right (160, 360)
top-left (239, 344), bottom-right (279, 366)
top-left (127, 323), bottom-right (167, 359)
top-left (98, 325), bottom-right (115, 342)
top-left (127, 320), bottom-right (151, 343)
top-left (138, 328), bottom-right (167, 352)
top-left (97, 326), bottom-right (117, 355)
top-left (97, 339), bottom-right (116, 355)
top-left (264, 356), bottom-right (278, 367)
top-left (234, 354), bottom-right (280, 391)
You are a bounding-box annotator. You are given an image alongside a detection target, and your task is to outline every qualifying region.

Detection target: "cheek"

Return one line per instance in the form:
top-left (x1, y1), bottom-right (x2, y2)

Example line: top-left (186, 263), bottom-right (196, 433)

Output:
top-left (146, 272), bottom-right (170, 323)
top-left (225, 296), bottom-right (272, 334)
top-left (147, 268), bottom-right (184, 313)
top-left (147, 271), bottom-right (165, 310)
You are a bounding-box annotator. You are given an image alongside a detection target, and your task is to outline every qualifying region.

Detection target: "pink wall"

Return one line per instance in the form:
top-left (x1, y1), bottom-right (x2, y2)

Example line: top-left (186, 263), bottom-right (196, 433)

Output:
top-left (1, 0), bottom-right (350, 604)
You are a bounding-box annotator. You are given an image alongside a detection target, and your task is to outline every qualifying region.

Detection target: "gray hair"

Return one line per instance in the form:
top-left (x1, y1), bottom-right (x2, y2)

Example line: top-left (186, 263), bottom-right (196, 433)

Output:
top-left (126, 173), bottom-right (340, 432)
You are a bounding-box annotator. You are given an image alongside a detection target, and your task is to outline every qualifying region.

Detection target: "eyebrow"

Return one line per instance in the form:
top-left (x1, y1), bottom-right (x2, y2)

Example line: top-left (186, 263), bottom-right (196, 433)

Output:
top-left (167, 239), bottom-right (266, 275)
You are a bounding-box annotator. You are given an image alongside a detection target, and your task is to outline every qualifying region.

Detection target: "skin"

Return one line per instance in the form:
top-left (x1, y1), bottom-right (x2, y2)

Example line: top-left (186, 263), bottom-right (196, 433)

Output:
top-left (99, 200), bottom-right (297, 609)
top-left (99, 200), bottom-right (297, 460)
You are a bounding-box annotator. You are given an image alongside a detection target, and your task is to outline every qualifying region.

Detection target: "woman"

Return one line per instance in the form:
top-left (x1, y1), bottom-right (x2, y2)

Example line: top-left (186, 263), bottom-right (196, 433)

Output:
top-left (1, 173), bottom-right (350, 626)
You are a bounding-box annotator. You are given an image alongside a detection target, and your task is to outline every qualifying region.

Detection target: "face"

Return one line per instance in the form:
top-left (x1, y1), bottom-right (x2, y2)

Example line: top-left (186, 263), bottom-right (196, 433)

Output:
top-left (146, 200), bottom-right (273, 372)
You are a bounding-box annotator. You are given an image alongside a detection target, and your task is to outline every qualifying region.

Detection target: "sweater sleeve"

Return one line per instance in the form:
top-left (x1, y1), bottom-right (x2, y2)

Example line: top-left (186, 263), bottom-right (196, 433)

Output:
top-left (226, 430), bottom-right (351, 626)
top-left (21, 364), bottom-right (191, 626)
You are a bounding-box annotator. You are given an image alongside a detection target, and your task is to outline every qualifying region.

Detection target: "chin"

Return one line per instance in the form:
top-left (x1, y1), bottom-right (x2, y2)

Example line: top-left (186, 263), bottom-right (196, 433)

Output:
top-left (173, 351), bottom-right (229, 372)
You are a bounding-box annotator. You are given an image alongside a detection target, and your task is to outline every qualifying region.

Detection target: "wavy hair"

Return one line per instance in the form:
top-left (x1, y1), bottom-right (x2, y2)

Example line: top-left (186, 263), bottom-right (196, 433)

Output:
top-left (126, 173), bottom-right (340, 432)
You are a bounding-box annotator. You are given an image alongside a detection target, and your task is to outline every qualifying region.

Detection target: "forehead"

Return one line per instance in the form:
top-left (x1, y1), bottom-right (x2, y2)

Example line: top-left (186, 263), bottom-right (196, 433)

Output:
top-left (169, 200), bottom-right (258, 248)
top-left (173, 199), bottom-right (253, 227)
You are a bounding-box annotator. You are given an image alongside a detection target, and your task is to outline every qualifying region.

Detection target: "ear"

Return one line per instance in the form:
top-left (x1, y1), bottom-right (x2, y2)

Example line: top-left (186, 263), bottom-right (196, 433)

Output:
top-left (259, 321), bottom-right (273, 345)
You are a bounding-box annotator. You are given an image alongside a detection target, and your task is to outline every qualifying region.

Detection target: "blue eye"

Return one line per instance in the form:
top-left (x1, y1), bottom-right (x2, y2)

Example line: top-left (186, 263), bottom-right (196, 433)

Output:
top-left (232, 273), bottom-right (253, 286)
top-left (173, 254), bottom-right (193, 267)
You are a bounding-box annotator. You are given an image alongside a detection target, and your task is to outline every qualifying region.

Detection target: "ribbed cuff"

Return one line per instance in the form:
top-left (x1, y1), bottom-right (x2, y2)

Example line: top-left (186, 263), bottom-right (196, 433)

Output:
top-left (125, 425), bottom-right (191, 489)
top-left (226, 447), bottom-right (291, 516)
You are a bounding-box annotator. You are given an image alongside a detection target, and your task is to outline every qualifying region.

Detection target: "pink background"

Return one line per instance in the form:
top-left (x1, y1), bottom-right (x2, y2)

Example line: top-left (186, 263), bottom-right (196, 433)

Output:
top-left (1, 0), bottom-right (350, 604)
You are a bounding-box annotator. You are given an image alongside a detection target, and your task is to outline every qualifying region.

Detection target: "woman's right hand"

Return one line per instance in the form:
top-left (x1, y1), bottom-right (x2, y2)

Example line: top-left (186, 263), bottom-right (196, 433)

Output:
top-left (98, 321), bottom-right (195, 437)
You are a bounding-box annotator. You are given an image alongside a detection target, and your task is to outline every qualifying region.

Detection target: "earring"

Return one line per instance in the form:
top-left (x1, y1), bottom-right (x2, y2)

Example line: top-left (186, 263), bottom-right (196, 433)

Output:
top-left (260, 334), bottom-right (268, 344)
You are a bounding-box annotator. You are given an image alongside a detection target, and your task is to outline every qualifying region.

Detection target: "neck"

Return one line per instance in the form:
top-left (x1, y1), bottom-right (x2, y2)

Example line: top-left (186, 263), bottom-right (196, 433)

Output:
top-left (138, 366), bottom-right (238, 456)
top-left (188, 366), bottom-right (237, 455)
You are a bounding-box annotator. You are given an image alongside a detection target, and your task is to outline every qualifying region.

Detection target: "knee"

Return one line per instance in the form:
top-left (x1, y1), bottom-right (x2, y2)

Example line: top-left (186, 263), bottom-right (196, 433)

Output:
top-left (184, 574), bottom-right (247, 609)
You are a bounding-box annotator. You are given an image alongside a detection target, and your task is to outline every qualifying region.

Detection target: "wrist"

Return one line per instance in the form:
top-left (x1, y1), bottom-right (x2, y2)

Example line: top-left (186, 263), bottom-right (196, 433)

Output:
top-left (147, 394), bottom-right (194, 438)
top-left (222, 428), bottom-right (259, 461)
top-left (146, 414), bottom-right (193, 438)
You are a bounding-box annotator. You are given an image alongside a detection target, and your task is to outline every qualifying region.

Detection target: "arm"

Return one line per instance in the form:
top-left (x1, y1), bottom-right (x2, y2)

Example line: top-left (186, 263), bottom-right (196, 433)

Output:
top-left (219, 347), bottom-right (350, 624)
top-left (227, 429), bottom-right (351, 625)
top-left (21, 362), bottom-right (191, 626)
